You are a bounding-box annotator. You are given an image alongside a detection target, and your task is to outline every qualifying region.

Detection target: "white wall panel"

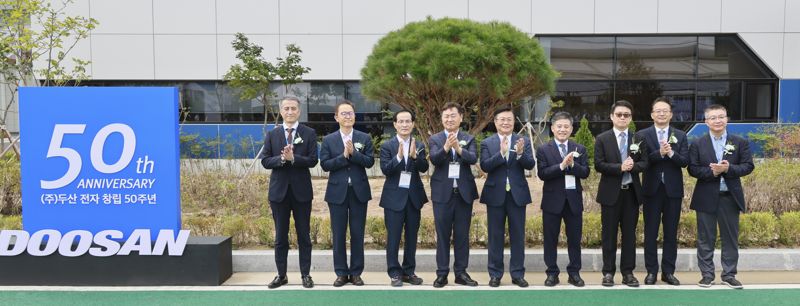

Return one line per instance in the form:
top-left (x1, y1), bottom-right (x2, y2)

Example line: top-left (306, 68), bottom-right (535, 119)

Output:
top-left (154, 35), bottom-right (217, 79)
top-left (280, 0), bottom-right (342, 34)
top-left (90, 0), bottom-right (153, 34)
top-left (532, 0), bottom-right (594, 34)
top-left (280, 35), bottom-right (343, 79)
top-left (153, 0), bottom-right (216, 34)
top-left (785, 0), bottom-right (800, 32)
top-left (469, 0), bottom-right (531, 33)
top-left (217, 0), bottom-right (280, 34)
top-left (740, 33), bottom-right (784, 77)
top-left (595, 0), bottom-right (658, 33)
top-left (721, 0), bottom-right (785, 33)
top-left (33, 38), bottom-right (92, 77)
top-left (217, 35), bottom-right (280, 79)
top-left (658, 0), bottom-right (721, 33)
top-left (342, 35), bottom-right (382, 79)
top-left (91, 35), bottom-right (154, 79)
top-left (342, 0), bottom-right (404, 34)
top-left (405, 0), bottom-right (468, 23)
top-left (782, 34), bottom-right (800, 78)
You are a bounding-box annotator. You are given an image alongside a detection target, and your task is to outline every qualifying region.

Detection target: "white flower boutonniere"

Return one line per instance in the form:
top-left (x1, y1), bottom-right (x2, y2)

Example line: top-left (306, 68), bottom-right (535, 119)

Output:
top-left (571, 151), bottom-right (581, 158)
top-left (354, 142), bottom-right (364, 151)
top-left (724, 142), bottom-right (735, 155)
top-left (293, 137), bottom-right (303, 145)
top-left (458, 140), bottom-right (467, 147)
top-left (629, 142), bottom-right (642, 155)
top-left (668, 132), bottom-right (678, 144)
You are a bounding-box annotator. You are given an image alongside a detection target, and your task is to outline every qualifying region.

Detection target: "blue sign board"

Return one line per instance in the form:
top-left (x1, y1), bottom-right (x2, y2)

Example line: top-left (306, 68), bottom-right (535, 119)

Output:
top-left (19, 87), bottom-right (180, 238)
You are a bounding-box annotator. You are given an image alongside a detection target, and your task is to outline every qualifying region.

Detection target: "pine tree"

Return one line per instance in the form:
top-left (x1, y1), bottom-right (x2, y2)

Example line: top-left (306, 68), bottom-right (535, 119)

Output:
top-left (573, 116), bottom-right (595, 167)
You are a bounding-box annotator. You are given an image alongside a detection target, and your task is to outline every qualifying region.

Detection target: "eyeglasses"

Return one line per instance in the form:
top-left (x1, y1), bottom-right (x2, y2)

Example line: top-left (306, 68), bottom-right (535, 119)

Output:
top-left (652, 110), bottom-right (671, 114)
top-left (442, 114), bottom-right (460, 119)
top-left (705, 115), bottom-right (728, 121)
top-left (495, 118), bottom-right (514, 123)
top-left (613, 112), bottom-right (631, 119)
top-left (338, 111), bottom-right (354, 118)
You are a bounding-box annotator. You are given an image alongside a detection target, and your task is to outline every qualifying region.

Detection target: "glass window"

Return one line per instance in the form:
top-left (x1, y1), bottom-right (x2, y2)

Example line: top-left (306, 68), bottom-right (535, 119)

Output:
top-left (745, 83), bottom-right (774, 119)
top-left (345, 82), bottom-right (382, 112)
top-left (698, 36), bottom-right (774, 79)
top-left (696, 81), bottom-right (742, 121)
top-left (616, 37), bottom-right (696, 79)
top-left (551, 82), bottom-right (614, 122)
top-left (306, 82), bottom-right (345, 113)
top-left (538, 37), bottom-right (614, 80)
top-left (615, 81), bottom-right (694, 122)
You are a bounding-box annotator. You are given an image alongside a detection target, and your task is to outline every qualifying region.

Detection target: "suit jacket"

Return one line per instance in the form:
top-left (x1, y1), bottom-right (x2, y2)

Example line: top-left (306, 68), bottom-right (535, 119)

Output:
top-left (536, 140), bottom-right (590, 214)
top-left (594, 129), bottom-right (648, 206)
top-left (688, 133), bottom-right (754, 213)
top-left (428, 130), bottom-right (479, 204)
top-left (320, 129), bottom-right (375, 205)
top-left (636, 126), bottom-right (689, 198)
top-left (259, 123), bottom-right (319, 203)
top-left (479, 134), bottom-right (536, 207)
top-left (378, 137), bottom-right (430, 212)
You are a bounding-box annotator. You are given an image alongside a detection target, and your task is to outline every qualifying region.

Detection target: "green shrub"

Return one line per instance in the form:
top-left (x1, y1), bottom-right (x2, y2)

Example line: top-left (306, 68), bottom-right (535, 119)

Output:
top-left (582, 212), bottom-right (602, 247)
top-left (0, 154), bottom-right (21, 216)
top-left (525, 216), bottom-right (543, 246)
top-left (310, 216), bottom-right (332, 249)
top-left (183, 215), bottom-right (222, 237)
top-left (418, 217), bottom-right (437, 248)
top-left (470, 216), bottom-right (487, 247)
top-left (222, 215), bottom-right (248, 246)
top-left (0, 215), bottom-right (22, 229)
top-left (255, 217), bottom-right (275, 247)
top-left (366, 216), bottom-right (387, 247)
top-left (739, 212), bottom-right (778, 247)
top-left (678, 211), bottom-right (697, 247)
top-left (572, 116), bottom-right (595, 168)
top-left (778, 212), bottom-right (800, 246)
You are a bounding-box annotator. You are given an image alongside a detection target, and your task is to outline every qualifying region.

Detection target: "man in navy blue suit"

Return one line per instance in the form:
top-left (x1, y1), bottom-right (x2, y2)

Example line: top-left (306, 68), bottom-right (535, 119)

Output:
top-left (689, 104), bottom-right (754, 289)
top-left (480, 107), bottom-right (535, 288)
top-left (319, 100), bottom-right (375, 287)
top-left (635, 97), bottom-right (688, 286)
top-left (259, 95), bottom-right (318, 289)
top-left (536, 111), bottom-right (590, 287)
top-left (429, 102), bottom-right (479, 288)
top-left (594, 100), bottom-right (648, 287)
top-left (379, 110), bottom-right (429, 287)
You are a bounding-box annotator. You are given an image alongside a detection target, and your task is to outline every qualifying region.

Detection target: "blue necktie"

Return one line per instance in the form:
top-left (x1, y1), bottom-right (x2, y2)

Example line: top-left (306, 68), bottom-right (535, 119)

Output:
top-left (559, 143), bottom-right (567, 158)
top-left (619, 132), bottom-right (632, 185)
top-left (658, 129), bottom-right (665, 183)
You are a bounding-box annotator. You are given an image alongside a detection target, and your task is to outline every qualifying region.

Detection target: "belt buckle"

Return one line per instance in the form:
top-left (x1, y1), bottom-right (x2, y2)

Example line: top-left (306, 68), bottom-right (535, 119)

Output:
top-left (453, 188), bottom-right (459, 193)
top-left (621, 184), bottom-right (630, 190)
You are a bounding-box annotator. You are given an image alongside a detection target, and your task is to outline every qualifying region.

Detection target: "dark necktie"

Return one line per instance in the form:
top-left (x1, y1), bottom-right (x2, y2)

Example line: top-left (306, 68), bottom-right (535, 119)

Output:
top-left (286, 128), bottom-right (294, 146)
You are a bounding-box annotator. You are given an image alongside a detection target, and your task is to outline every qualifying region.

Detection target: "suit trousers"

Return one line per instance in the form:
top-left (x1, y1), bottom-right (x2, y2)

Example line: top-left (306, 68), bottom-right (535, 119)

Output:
top-left (384, 200), bottom-right (422, 278)
top-left (601, 188), bottom-right (639, 276)
top-left (487, 192), bottom-right (527, 279)
top-left (543, 199), bottom-right (582, 277)
top-left (328, 186), bottom-right (368, 277)
top-left (697, 193), bottom-right (740, 280)
top-left (270, 185), bottom-right (312, 276)
top-left (644, 183), bottom-right (682, 274)
top-left (433, 192), bottom-right (473, 276)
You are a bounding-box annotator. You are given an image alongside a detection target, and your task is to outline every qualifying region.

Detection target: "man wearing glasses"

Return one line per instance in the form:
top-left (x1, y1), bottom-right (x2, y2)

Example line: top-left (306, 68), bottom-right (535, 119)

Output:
top-left (689, 104), bottom-right (754, 289)
top-left (320, 100), bottom-right (375, 287)
top-left (635, 97), bottom-right (688, 286)
top-left (594, 100), bottom-right (648, 287)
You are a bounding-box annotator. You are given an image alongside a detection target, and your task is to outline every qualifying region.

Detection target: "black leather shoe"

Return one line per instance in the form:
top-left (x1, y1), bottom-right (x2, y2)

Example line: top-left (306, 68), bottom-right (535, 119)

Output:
top-left (661, 273), bottom-right (680, 286)
top-left (402, 274), bottom-right (423, 285)
top-left (333, 275), bottom-right (349, 287)
top-left (544, 275), bottom-right (559, 287)
top-left (433, 275), bottom-right (448, 288)
top-left (644, 273), bottom-right (657, 285)
top-left (622, 274), bottom-right (640, 287)
top-left (301, 275), bottom-right (314, 288)
top-left (512, 278), bottom-right (528, 288)
top-left (568, 275), bottom-right (585, 287)
top-left (602, 274), bottom-right (614, 287)
top-left (455, 273), bottom-right (478, 286)
top-left (697, 277), bottom-right (714, 288)
top-left (390, 276), bottom-right (402, 287)
top-left (351, 275), bottom-right (364, 286)
top-left (488, 277), bottom-right (501, 287)
top-left (722, 277), bottom-right (743, 289)
top-left (268, 275), bottom-right (288, 289)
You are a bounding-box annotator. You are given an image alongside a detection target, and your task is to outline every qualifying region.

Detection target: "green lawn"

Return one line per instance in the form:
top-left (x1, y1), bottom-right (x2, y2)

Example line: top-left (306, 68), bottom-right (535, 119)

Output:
top-left (2, 289), bottom-right (800, 306)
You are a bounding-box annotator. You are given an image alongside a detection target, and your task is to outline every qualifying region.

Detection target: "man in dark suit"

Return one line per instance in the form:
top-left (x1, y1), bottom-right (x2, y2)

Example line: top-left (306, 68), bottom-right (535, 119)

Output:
top-left (319, 100), bottom-right (375, 287)
top-left (379, 110), bottom-right (429, 287)
top-left (429, 102), bottom-right (479, 288)
top-left (689, 104), bottom-right (754, 289)
top-left (480, 107), bottom-right (535, 288)
top-left (635, 97), bottom-right (688, 286)
top-left (536, 111), bottom-right (590, 287)
top-left (594, 100), bottom-right (648, 287)
top-left (259, 95), bottom-right (318, 289)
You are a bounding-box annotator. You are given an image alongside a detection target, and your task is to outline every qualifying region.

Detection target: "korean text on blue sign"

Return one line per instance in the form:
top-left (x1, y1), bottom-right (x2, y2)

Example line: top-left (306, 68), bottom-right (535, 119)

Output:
top-left (19, 87), bottom-right (180, 238)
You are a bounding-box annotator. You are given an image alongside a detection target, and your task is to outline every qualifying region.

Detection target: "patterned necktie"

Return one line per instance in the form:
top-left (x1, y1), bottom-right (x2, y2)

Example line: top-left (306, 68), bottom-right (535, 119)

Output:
top-left (559, 143), bottom-right (567, 158)
top-left (286, 128), bottom-right (294, 146)
top-left (658, 129), bottom-right (665, 143)
top-left (619, 132), bottom-right (632, 185)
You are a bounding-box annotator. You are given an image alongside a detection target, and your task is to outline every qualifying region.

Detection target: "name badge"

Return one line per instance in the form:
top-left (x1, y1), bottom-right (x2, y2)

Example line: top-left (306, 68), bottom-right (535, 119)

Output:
top-left (448, 162), bottom-right (460, 179)
top-left (565, 175), bottom-right (576, 190)
top-left (399, 171), bottom-right (412, 189)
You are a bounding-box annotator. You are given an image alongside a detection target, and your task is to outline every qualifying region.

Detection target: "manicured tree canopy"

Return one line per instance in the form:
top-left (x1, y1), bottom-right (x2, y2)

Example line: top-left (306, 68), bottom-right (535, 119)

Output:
top-left (361, 17), bottom-right (558, 142)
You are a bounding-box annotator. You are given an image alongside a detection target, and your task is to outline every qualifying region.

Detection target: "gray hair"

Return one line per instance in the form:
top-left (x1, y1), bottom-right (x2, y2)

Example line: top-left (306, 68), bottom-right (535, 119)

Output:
top-left (279, 95), bottom-right (301, 108)
top-left (550, 111), bottom-right (573, 124)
